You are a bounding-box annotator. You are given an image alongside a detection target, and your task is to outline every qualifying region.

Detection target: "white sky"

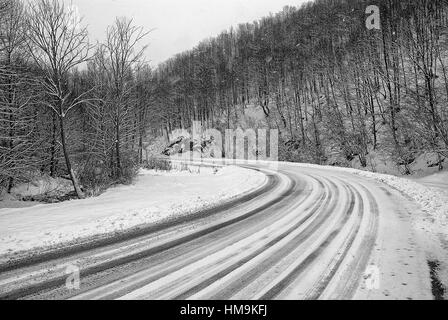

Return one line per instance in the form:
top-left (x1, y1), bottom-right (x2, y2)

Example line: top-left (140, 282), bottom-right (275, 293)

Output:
top-left (66, 0), bottom-right (310, 67)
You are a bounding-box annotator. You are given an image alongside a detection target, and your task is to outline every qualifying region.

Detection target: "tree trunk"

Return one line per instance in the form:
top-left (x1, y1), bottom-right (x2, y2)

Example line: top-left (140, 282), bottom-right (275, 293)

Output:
top-left (59, 115), bottom-right (84, 199)
top-left (115, 119), bottom-right (122, 179)
top-left (50, 112), bottom-right (57, 177)
top-left (7, 53), bottom-right (14, 193)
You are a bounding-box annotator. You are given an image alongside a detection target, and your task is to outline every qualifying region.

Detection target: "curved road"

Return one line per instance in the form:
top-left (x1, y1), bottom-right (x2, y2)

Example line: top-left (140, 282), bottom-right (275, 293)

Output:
top-left (0, 163), bottom-right (432, 300)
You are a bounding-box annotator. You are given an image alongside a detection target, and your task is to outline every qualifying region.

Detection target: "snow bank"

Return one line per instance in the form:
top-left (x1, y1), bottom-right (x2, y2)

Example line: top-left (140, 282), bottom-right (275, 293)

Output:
top-left (10, 176), bottom-right (72, 198)
top-left (139, 165), bottom-right (219, 176)
top-left (413, 171), bottom-right (448, 190)
top-left (354, 171), bottom-right (448, 227)
top-left (277, 161), bottom-right (448, 229)
top-left (0, 176), bottom-right (73, 209)
top-left (0, 166), bottom-right (266, 258)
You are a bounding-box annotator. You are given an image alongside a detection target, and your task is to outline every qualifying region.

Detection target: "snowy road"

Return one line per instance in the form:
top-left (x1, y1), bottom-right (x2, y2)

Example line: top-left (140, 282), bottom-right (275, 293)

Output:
top-left (0, 163), bottom-right (433, 300)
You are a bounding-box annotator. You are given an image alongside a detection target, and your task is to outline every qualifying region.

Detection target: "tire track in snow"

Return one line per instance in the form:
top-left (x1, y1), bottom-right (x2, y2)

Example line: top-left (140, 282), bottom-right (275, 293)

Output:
top-left (0, 167), bottom-right (289, 299)
top-left (1, 163), bottom-right (429, 300)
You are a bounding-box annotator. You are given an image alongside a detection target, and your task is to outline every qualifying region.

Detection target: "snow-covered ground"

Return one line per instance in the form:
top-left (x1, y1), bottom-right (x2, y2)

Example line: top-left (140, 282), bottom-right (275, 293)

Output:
top-left (352, 169), bottom-right (448, 296)
top-left (2, 158), bottom-right (447, 296)
top-left (412, 171), bottom-right (448, 190)
top-left (0, 166), bottom-right (266, 258)
top-left (257, 160), bottom-right (448, 293)
top-left (0, 176), bottom-right (73, 209)
top-left (199, 158), bottom-right (448, 294)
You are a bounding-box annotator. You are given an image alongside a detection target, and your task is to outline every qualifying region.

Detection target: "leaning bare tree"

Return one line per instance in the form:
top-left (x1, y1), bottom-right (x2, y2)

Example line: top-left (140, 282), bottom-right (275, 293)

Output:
top-left (26, 0), bottom-right (92, 198)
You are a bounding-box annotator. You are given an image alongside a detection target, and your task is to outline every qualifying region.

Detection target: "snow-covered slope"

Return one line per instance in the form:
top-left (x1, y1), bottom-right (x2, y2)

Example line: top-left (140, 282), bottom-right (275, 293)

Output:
top-left (0, 166), bottom-right (266, 258)
top-left (413, 171), bottom-right (448, 190)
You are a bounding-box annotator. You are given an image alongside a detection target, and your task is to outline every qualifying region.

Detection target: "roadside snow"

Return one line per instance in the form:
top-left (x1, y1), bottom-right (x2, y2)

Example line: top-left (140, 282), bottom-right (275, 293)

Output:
top-left (351, 169), bottom-right (448, 297)
top-left (0, 176), bottom-right (73, 210)
top-left (139, 165), bottom-right (219, 176)
top-left (0, 166), bottom-right (266, 258)
top-left (262, 160), bottom-right (448, 295)
top-left (200, 158), bottom-right (448, 235)
top-left (9, 176), bottom-right (72, 198)
top-left (260, 161), bottom-right (448, 229)
top-left (412, 171), bottom-right (448, 190)
top-left (351, 170), bottom-right (448, 227)
top-left (0, 192), bottom-right (37, 210)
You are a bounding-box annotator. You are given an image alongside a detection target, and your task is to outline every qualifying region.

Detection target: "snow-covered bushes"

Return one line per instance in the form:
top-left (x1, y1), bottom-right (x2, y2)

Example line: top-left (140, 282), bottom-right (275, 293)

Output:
top-left (143, 157), bottom-right (173, 171)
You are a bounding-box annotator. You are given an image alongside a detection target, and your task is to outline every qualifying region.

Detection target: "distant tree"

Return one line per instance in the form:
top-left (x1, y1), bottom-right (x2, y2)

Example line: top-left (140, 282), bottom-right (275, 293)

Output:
top-left (98, 17), bottom-right (149, 179)
top-left (0, 0), bottom-right (41, 192)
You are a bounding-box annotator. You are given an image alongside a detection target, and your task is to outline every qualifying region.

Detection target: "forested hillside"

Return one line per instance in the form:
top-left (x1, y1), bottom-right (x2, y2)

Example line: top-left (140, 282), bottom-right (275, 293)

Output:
top-left (152, 0), bottom-right (448, 173)
top-left (2, 0), bottom-right (448, 200)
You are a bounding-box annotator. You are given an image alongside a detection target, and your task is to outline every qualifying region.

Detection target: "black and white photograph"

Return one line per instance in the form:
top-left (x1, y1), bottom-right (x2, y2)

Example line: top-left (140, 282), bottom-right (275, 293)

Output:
top-left (0, 0), bottom-right (447, 305)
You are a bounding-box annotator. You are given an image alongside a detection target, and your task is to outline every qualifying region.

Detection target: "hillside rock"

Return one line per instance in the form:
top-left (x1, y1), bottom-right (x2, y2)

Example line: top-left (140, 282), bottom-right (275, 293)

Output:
top-left (162, 136), bottom-right (218, 157)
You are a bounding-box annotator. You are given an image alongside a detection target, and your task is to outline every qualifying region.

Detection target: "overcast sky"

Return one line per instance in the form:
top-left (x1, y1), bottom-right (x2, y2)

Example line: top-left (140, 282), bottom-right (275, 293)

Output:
top-left (66, 0), bottom-right (310, 67)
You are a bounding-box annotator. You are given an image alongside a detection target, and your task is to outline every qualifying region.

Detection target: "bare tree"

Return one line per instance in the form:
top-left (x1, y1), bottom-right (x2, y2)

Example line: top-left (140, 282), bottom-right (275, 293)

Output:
top-left (0, 0), bottom-right (42, 192)
top-left (99, 17), bottom-right (149, 179)
top-left (26, 0), bottom-right (93, 198)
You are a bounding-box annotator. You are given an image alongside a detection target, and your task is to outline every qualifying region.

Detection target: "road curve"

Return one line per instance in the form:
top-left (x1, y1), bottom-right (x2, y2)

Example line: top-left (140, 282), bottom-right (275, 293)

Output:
top-left (0, 163), bottom-right (433, 300)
